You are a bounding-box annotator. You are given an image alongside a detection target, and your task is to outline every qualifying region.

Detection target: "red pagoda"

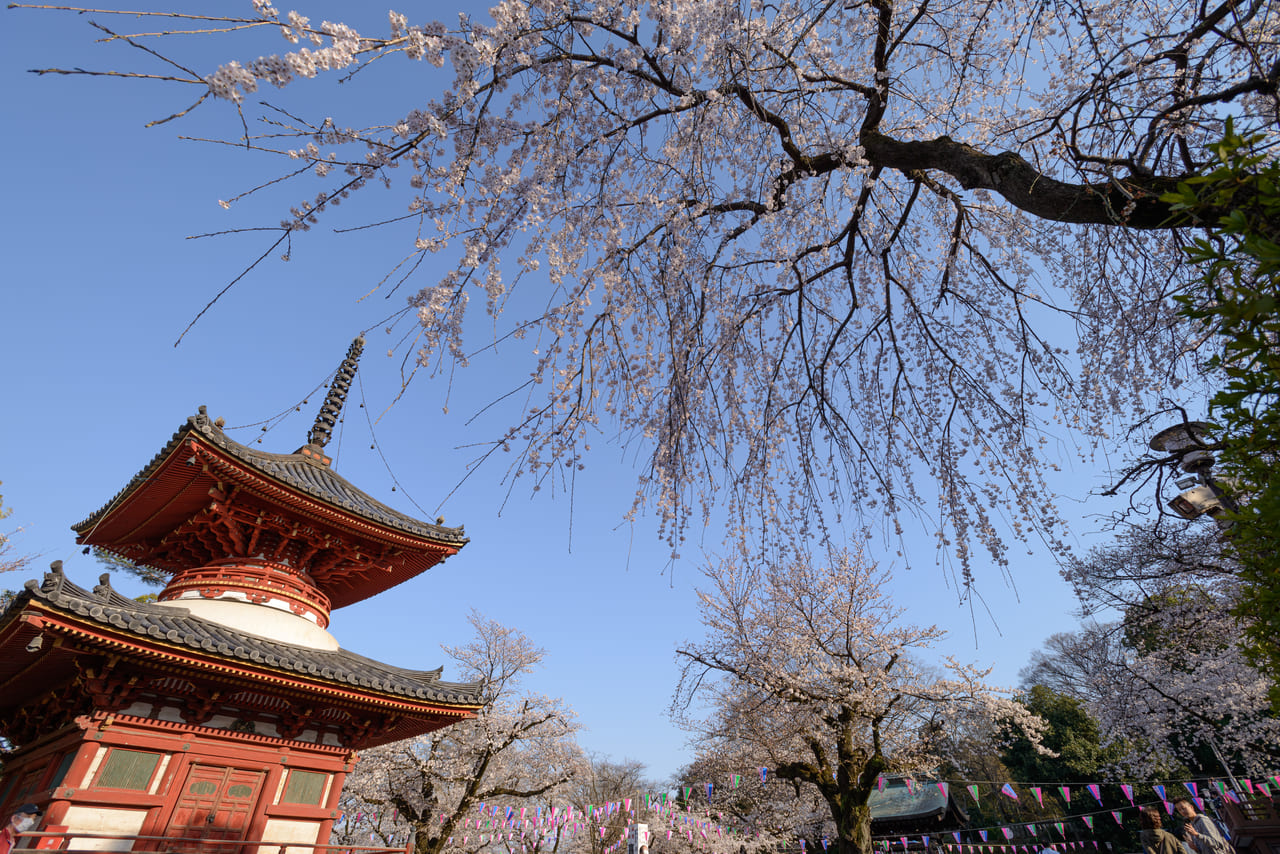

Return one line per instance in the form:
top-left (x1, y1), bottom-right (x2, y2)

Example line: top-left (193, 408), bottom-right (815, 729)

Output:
top-left (0, 337), bottom-right (481, 852)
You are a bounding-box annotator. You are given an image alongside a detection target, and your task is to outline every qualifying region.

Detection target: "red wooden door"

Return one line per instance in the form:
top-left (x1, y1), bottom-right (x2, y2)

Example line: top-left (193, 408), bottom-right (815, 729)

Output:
top-left (167, 765), bottom-right (265, 854)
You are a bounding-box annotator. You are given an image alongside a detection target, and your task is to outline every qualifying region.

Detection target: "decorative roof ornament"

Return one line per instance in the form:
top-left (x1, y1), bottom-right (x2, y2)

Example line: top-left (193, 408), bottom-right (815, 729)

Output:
top-left (307, 335), bottom-right (365, 452)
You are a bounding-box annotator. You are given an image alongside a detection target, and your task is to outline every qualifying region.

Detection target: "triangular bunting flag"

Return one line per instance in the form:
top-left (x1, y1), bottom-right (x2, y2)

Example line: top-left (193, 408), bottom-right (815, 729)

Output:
top-left (1087, 784), bottom-right (1102, 805)
top-left (1002, 783), bottom-right (1019, 800)
top-left (1033, 787), bottom-right (1044, 807)
top-left (1121, 784), bottom-right (1134, 805)
top-left (968, 785), bottom-right (981, 803)
top-left (1058, 786), bottom-right (1071, 805)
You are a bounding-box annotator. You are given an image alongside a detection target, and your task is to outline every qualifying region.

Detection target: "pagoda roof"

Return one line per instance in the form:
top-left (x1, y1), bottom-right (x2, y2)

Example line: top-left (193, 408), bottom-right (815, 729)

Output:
top-left (1, 563), bottom-right (483, 709)
top-left (74, 408), bottom-right (466, 547)
top-left (72, 409), bottom-right (467, 608)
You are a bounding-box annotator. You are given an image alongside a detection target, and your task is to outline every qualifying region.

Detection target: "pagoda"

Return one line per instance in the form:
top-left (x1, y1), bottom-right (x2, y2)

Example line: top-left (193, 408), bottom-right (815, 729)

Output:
top-left (0, 337), bottom-right (482, 853)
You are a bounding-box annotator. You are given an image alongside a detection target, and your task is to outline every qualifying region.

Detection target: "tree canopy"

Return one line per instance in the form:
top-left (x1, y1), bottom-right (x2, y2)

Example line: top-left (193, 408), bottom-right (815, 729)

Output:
top-left (16, 0), bottom-right (1278, 584)
top-left (1041, 525), bottom-right (1280, 776)
top-left (673, 549), bottom-right (1047, 854)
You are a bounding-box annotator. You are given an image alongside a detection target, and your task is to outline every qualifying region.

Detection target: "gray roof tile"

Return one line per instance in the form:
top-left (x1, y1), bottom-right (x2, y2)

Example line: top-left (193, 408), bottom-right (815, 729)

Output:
top-left (13, 563), bottom-right (482, 707)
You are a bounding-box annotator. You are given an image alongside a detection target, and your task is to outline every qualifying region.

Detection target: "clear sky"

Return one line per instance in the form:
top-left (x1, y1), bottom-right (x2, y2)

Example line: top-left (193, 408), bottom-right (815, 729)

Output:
top-left (0, 3), bottom-right (1150, 783)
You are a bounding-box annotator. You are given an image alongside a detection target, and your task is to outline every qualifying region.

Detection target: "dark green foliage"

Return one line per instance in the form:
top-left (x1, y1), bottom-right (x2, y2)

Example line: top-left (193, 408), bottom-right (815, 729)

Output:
top-left (999, 687), bottom-right (1138, 852)
top-left (1162, 119), bottom-right (1280, 706)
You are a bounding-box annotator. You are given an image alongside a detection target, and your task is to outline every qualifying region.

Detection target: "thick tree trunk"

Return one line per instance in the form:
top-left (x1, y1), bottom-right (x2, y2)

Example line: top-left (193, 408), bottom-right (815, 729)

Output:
top-left (835, 801), bottom-right (874, 854)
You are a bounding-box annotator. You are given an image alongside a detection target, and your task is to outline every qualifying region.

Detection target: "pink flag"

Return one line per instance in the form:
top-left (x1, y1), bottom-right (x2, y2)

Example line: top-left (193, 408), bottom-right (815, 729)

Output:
top-left (1087, 784), bottom-right (1102, 805)
top-left (1120, 785), bottom-right (1134, 805)
top-left (1032, 787), bottom-right (1044, 807)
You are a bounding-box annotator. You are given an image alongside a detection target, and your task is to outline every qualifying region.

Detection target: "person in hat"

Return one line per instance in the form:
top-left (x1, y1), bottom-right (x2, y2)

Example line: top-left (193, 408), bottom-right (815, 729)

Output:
top-left (0, 804), bottom-right (42, 854)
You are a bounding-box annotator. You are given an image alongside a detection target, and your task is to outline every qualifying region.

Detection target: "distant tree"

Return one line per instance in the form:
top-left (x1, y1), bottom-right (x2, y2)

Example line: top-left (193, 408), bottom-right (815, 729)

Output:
top-left (1051, 527), bottom-right (1280, 776)
top-left (15, 0), bottom-right (1279, 585)
top-left (1, 482), bottom-right (34, 611)
top-left (564, 756), bottom-right (652, 854)
top-left (90, 547), bottom-right (169, 591)
top-left (996, 687), bottom-right (1137, 853)
top-left (673, 549), bottom-right (1047, 854)
top-left (333, 611), bottom-right (583, 854)
top-left (1017, 624), bottom-right (1125, 707)
top-left (672, 744), bottom-right (821, 854)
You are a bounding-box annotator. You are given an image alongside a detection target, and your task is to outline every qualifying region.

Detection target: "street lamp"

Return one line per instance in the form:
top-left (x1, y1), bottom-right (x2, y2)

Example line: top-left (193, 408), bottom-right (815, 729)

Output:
top-left (1148, 421), bottom-right (1236, 521)
top-left (1147, 420), bottom-right (1245, 794)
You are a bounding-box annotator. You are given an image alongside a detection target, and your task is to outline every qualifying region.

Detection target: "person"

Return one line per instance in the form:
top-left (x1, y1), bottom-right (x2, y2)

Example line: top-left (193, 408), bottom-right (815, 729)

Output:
top-left (1141, 805), bottom-right (1185, 854)
top-left (1174, 798), bottom-right (1232, 854)
top-left (0, 804), bottom-right (41, 854)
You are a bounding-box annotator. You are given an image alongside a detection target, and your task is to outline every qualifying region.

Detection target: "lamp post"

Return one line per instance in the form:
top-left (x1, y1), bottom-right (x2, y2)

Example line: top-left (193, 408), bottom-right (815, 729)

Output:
top-left (1147, 420), bottom-right (1244, 794)
top-left (1148, 421), bottom-right (1237, 521)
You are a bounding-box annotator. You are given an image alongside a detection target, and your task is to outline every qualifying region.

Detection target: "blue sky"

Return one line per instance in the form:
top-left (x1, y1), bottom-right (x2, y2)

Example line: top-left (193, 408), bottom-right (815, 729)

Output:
top-left (0, 3), bottom-right (1148, 782)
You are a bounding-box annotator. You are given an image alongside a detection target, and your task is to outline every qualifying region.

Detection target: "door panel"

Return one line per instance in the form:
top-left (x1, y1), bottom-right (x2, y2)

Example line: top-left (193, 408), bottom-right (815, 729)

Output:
top-left (167, 765), bottom-right (265, 854)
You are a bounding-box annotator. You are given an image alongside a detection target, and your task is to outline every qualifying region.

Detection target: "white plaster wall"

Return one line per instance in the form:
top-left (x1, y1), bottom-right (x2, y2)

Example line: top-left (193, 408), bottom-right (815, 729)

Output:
top-left (63, 806), bottom-right (147, 852)
top-left (259, 818), bottom-right (322, 854)
top-left (158, 598), bottom-right (340, 650)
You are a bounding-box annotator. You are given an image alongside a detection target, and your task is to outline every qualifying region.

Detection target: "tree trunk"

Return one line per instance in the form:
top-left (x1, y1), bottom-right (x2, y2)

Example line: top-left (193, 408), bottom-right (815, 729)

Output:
top-left (835, 800), bottom-right (874, 854)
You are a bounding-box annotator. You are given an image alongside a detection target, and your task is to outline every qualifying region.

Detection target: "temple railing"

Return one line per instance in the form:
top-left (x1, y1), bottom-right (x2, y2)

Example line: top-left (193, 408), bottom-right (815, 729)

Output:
top-left (1221, 792), bottom-right (1280, 854)
top-left (13, 831), bottom-right (415, 854)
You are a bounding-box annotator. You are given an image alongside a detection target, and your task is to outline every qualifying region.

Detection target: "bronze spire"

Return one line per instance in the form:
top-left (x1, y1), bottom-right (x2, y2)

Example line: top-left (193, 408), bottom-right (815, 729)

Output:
top-left (307, 335), bottom-right (365, 452)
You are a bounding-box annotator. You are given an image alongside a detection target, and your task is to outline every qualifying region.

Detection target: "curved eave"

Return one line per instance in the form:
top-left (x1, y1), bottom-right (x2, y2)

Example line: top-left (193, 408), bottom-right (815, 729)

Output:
top-left (3, 570), bottom-right (484, 711)
top-left (74, 411), bottom-right (467, 547)
top-left (20, 604), bottom-right (483, 717)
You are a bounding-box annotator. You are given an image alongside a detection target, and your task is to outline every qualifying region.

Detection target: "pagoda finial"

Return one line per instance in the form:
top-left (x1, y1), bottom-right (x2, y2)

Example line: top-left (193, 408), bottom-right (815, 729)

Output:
top-left (308, 336), bottom-right (365, 449)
